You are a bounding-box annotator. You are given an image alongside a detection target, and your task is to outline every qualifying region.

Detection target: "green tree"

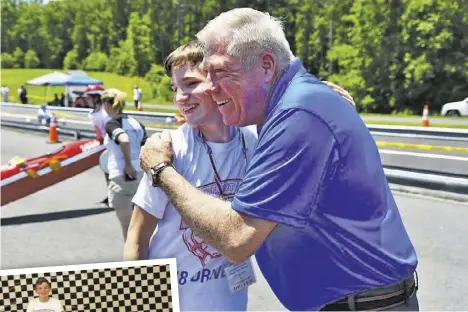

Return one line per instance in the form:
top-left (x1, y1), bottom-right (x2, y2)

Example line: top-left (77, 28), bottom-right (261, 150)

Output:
top-left (126, 12), bottom-right (152, 76)
top-left (63, 49), bottom-right (79, 70)
top-left (1, 53), bottom-right (15, 68)
top-left (12, 47), bottom-right (24, 68)
top-left (24, 49), bottom-right (41, 68)
top-left (83, 52), bottom-right (109, 72)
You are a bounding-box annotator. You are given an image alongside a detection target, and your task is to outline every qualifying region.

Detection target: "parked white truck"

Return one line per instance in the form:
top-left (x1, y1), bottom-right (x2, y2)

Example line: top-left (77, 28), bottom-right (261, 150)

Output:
top-left (441, 97), bottom-right (468, 117)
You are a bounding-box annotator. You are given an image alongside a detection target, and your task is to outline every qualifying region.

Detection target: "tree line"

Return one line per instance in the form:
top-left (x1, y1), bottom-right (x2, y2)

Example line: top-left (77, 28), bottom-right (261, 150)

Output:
top-left (2, 0), bottom-right (467, 113)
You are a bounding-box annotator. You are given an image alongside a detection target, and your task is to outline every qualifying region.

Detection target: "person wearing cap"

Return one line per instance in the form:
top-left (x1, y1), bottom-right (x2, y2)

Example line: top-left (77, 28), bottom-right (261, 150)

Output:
top-left (85, 84), bottom-right (111, 205)
top-left (102, 88), bottom-right (148, 240)
top-left (84, 85), bottom-right (109, 142)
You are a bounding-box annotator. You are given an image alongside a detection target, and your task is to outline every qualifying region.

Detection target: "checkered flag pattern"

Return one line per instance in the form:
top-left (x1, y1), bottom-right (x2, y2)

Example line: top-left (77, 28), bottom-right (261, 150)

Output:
top-left (0, 264), bottom-right (173, 312)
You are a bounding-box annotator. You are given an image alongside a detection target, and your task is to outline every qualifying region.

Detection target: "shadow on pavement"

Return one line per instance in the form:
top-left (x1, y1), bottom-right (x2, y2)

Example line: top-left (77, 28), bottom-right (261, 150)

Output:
top-left (1, 206), bottom-right (114, 226)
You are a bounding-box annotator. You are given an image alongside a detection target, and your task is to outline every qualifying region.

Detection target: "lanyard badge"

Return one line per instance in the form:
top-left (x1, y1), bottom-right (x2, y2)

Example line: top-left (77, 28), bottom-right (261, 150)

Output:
top-left (199, 128), bottom-right (257, 291)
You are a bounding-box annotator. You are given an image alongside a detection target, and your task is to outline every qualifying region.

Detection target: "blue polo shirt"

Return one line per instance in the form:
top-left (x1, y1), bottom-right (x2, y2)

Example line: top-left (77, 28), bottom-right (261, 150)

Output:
top-left (231, 58), bottom-right (418, 311)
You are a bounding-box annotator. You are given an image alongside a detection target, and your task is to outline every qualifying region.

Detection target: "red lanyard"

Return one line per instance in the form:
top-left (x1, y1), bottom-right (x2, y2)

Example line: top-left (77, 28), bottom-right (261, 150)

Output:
top-left (198, 128), bottom-right (248, 200)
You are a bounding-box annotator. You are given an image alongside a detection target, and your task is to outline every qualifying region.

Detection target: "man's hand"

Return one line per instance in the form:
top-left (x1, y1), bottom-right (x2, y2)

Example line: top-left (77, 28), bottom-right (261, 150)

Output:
top-left (322, 80), bottom-right (356, 107)
top-left (140, 130), bottom-right (174, 171)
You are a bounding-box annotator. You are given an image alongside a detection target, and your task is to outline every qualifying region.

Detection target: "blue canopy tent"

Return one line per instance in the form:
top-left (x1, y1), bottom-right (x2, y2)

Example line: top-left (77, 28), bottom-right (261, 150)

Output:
top-left (26, 72), bottom-right (103, 106)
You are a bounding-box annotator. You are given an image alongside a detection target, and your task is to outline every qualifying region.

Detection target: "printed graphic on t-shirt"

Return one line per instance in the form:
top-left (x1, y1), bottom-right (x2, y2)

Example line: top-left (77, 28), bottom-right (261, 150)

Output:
top-left (180, 178), bottom-right (243, 267)
top-left (177, 261), bottom-right (230, 286)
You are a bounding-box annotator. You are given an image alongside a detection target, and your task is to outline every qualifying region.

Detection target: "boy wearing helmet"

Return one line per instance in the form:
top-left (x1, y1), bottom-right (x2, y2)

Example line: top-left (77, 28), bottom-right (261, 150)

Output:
top-left (84, 85), bottom-right (110, 142)
top-left (84, 84), bottom-right (111, 205)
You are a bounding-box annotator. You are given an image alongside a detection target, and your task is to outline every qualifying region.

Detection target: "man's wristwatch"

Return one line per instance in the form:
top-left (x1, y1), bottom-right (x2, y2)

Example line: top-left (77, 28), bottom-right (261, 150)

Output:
top-left (147, 162), bottom-right (173, 187)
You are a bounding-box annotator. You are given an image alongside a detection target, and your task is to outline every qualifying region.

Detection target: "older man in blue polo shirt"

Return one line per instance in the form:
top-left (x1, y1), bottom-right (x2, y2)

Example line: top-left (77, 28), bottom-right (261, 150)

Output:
top-left (140, 8), bottom-right (419, 311)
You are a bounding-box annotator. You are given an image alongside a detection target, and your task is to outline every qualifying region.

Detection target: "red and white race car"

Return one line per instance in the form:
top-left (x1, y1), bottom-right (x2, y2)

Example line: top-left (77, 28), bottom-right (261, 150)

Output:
top-left (1, 139), bottom-right (105, 206)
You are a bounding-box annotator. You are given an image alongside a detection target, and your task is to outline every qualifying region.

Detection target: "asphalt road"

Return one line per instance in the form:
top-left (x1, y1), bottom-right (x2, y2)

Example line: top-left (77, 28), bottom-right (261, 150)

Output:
top-left (2, 104), bottom-right (468, 177)
top-left (2, 129), bottom-right (468, 310)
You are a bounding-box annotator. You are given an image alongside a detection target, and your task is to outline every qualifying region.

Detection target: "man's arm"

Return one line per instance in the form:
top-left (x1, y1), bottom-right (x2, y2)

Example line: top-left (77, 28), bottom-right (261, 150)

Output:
top-left (141, 109), bottom-right (336, 264)
top-left (158, 166), bottom-right (276, 264)
top-left (124, 205), bottom-right (158, 260)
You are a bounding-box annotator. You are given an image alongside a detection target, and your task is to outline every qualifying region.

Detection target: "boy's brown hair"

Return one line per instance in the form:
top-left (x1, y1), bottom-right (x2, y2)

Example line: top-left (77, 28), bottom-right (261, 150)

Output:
top-left (164, 40), bottom-right (205, 77)
top-left (34, 277), bottom-right (51, 289)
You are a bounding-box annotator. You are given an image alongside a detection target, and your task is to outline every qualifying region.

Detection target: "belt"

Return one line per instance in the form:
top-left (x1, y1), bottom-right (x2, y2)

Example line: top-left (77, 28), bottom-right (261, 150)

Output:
top-left (320, 272), bottom-right (418, 311)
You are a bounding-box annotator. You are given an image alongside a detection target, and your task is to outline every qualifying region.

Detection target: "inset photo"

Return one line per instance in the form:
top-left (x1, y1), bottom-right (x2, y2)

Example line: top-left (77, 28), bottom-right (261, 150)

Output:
top-left (0, 258), bottom-right (179, 312)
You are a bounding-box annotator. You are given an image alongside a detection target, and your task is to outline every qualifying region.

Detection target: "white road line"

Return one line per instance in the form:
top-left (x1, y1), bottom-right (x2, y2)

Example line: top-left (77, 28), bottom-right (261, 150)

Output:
top-left (379, 149), bottom-right (468, 161)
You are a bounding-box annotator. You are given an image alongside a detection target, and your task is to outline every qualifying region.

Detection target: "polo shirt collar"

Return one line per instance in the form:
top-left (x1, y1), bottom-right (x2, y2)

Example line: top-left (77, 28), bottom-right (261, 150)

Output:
top-left (257, 57), bottom-right (306, 135)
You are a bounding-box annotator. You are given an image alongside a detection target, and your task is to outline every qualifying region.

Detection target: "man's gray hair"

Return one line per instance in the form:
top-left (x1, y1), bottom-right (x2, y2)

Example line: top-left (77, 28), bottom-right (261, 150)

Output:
top-left (196, 8), bottom-right (295, 70)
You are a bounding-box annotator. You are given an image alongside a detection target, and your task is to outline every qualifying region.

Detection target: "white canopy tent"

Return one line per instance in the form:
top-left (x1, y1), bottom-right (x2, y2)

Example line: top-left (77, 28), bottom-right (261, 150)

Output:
top-left (26, 71), bottom-right (69, 85)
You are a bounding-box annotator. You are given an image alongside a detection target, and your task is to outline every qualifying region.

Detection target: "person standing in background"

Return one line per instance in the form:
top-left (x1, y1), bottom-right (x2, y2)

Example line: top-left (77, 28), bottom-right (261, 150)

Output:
top-left (133, 85), bottom-right (142, 109)
top-left (18, 85), bottom-right (28, 104)
top-left (1, 85), bottom-right (9, 102)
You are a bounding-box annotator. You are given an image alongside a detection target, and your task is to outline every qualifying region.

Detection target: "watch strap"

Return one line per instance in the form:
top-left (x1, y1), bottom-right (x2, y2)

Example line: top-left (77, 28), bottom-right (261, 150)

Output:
top-left (150, 162), bottom-right (173, 187)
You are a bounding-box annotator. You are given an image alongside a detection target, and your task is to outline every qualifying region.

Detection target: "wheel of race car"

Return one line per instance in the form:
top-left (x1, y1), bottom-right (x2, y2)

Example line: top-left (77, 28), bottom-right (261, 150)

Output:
top-left (99, 150), bottom-right (109, 174)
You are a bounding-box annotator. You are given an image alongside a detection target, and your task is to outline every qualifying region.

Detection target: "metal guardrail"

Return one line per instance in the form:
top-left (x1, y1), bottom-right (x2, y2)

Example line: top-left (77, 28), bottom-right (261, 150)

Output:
top-left (2, 102), bottom-right (468, 139)
top-left (0, 102), bottom-right (176, 118)
top-left (1, 120), bottom-right (164, 138)
top-left (384, 168), bottom-right (468, 195)
top-left (1, 119), bottom-right (467, 196)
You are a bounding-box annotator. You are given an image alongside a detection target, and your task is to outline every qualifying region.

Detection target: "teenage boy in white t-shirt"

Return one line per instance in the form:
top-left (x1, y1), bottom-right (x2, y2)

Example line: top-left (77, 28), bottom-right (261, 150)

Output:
top-left (125, 40), bottom-right (255, 311)
top-left (26, 277), bottom-right (64, 312)
top-left (125, 41), bottom-right (356, 311)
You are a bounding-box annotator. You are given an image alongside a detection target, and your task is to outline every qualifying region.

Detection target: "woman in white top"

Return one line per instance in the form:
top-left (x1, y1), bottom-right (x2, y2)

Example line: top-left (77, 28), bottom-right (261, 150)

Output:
top-left (102, 88), bottom-right (148, 241)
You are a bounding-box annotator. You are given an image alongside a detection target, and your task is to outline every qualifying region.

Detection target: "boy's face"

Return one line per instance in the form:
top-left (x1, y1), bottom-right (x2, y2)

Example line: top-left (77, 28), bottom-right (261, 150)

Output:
top-left (86, 94), bottom-right (95, 108)
top-left (35, 282), bottom-right (51, 298)
top-left (171, 62), bottom-right (222, 128)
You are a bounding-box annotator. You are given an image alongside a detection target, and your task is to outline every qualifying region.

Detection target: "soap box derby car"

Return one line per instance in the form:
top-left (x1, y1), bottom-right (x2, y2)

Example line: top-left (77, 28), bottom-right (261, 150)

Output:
top-left (1, 138), bottom-right (105, 206)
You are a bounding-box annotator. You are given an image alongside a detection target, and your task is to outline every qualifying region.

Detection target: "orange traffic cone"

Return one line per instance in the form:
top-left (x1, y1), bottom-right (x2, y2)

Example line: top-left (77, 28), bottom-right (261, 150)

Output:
top-left (47, 114), bottom-right (60, 143)
top-left (137, 101), bottom-right (143, 111)
top-left (422, 104), bottom-right (430, 127)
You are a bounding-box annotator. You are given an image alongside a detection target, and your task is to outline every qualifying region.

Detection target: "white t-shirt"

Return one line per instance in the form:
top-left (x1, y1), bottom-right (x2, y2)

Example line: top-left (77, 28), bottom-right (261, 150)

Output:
top-left (26, 297), bottom-right (64, 312)
top-left (104, 114), bottom-right (147, 179)
top-left (1, 86), bottom-right (8, 101)
top-left (89, 105), bottom-right (111, 138)
top-left (132, 123), bottom-right (258, 311)
top-left (133, 88), bottom-right (142, 101)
